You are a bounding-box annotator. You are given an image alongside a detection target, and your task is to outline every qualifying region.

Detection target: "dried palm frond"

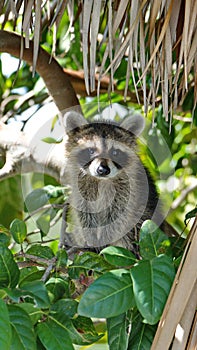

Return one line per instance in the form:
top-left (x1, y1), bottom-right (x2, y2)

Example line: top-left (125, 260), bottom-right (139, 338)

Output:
top-left (0, 0), bottom-right (197, 119)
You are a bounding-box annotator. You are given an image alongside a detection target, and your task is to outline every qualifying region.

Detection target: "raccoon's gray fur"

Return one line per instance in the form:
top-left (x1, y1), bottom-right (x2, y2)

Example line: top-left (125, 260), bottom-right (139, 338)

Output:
top-left (63, 111), bottom-right (163, 256)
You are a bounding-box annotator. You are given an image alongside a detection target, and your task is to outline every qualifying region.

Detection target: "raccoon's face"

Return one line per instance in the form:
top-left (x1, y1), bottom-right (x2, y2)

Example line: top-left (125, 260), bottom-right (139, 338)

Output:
top-left (76, 138), bottom-right (130, 179)
top-left (64, 111), bottom-right (145, 180)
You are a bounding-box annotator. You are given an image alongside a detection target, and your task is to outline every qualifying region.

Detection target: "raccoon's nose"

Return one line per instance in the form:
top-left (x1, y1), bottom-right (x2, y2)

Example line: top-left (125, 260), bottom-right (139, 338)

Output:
top-left (97, 161), bottom-right (110, 176)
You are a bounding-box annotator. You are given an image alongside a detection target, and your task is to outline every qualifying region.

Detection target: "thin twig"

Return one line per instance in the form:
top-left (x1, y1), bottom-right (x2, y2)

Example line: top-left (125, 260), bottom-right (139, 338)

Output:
top-left (170, 182), bottom-right (197, 211)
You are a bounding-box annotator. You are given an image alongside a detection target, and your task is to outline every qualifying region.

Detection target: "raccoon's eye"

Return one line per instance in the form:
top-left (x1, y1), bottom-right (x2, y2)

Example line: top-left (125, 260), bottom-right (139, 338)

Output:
top-left (111, 148), bottom-right (120, 157)
top-left (88, 148), bottom-right (96, 155)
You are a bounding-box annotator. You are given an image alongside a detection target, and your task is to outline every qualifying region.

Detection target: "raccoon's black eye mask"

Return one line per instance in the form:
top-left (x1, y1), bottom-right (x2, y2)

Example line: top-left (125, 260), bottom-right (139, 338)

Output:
top-left (77, 147), bottom-right (129, 169)
top-left (109, 147), bottom-right (129, 168)
top-left (77, 148), bottom-right (97, 167)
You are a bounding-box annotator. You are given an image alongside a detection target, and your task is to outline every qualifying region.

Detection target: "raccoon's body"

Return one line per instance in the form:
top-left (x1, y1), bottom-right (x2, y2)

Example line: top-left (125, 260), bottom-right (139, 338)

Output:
top-left (63, 111), bottom-right (163, 255)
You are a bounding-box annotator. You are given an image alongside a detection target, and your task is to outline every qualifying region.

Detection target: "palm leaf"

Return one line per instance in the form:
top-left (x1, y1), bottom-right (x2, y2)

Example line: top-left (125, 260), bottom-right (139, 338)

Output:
top-left (0, 0), bottom-right (197, 117)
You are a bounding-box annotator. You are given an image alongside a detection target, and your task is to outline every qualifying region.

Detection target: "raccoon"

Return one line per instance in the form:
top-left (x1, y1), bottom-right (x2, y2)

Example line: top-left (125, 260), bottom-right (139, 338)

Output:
top-left (62, 111), bottom-right (163, 256)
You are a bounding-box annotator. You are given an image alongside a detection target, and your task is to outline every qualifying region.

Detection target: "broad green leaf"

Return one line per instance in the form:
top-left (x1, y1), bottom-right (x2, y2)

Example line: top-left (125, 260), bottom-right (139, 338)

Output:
top-left (37, 319), bottom-right (74, 350)
top-left (18, 303), bottom-right (42, 325)
top-left (68, 252), bottom-right (112, 279)
top-left (5, 287), bottom-right (33, 303)
top-left (51, 299), bottom-right (78, 318)
top-left (46, 277), bottom-right (70, 301)
top-left (107, 312), bottom-right (131, 350)
top-left (21, 281), bottom-right (50, 308)
top-left (0, 299), bottom-right (11, 349)
top-left (130, 255), bottom-right (175, 324)
top-left (101, 246), bottom-right (137, 266)
top-left (8, 305), bottom-right (36, 350)
top-left (5, 285), bottom-right (49, 309)
top-left (78, 269), bottom-right (135, 318)
top-left (36, 213), bottom-right (51, 236)
top-left (35, 207), bottom-right (58, 236)
top-left (0, 244), bottom-right (20, 288)
top-left (26, 244), bottom-right (54, 259)
top-left (19, 267), bottom-right (43, 286)
top-left (24, 189), bottom-right (49, 212)
top-left (10, 218), bottom-right (27, 244)
top-left (139, 220), bottom-right (172, 259)
top-left (128, 312), bottom-right (157, 350)
top-left (50, 311), bottom-right (103, 345)
top-left (73, 315), bottom-right (102, 339)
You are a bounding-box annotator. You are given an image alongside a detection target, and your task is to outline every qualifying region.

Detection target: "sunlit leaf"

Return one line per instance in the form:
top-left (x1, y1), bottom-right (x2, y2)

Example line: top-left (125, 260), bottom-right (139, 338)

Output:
top-left (10, 218), bottom-right (27, 244)
top-left (130, 255), bottom-right (175, 324)
top-left (101, 246), bottom-right (137, 266)
top-left (139, 220), bottom-right (172, 259)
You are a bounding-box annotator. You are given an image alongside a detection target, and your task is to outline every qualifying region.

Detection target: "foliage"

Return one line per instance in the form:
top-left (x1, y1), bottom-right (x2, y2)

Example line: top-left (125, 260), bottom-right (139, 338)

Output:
top-left (0, 199), bottom-right (185, 350)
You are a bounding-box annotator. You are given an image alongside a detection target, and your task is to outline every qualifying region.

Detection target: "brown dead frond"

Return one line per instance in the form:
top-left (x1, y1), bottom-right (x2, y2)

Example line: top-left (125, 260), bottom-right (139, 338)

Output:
top-left (0, 0), bottom-right (197, 118)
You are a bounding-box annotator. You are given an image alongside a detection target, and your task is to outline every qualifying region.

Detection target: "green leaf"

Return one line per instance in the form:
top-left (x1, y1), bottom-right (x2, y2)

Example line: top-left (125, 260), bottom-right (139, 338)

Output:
top-left (36, 213), bottom-right (51, 236)
top-left (68, 252), bottom-right (112, 279)
top-left (50, 310), bottom-right (103, 345)
top-left (37, 319), bottom-right (74, 350)
top-left (50, 114), bottom-right (59, 132)
top-left (42, 137), bottom-right (62, 144)
top-left (8, 305), bottom-right (36, 350)
top-left (130, 255), bottom-right (175, 324)
top-left (107, 312), bottom-right (131, 350)
top-left (139, 220), bottom-right (172, 259)
top-left (46, 277), bottom-right (70, 301)
top-left (51, 299), bottom-right (78, 318)
top-left (18, 303), bottom-right (42, 325)
top-left (56, 249), bottom-right (68, 267)
top-left (24, 186), bottom-right (65, 213)
top-left (128, 311), bottom-right (157, 350)
top-left (101, 246), bottom-right (137, 266)
top-left (24, 189), bottom-right (49, 212)
top-left (72, 315), bottom-right (104, 344)
top-left (0, 244), bottom-right (20, 288)
top-left (78, 269), bottom-right (135, 318)
top-left (0, 299), bottom-right (12, 349)
top-left (0, 225), bottom-right (10, 246)
top-left (21, 281), bottom-right (50, 308)
top-left (43, 185), bottom-right (66, 198)
top-left (19, 267), bottom-right (43, 286)
top-left (10, 219), bottom-right (27, 244)
top-left (26, 244), bottom-right (54, 259)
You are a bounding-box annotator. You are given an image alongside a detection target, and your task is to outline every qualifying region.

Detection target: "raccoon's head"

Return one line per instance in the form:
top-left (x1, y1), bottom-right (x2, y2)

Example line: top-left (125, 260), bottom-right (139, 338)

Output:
top-left (64, 111), bottom-right (145, 180)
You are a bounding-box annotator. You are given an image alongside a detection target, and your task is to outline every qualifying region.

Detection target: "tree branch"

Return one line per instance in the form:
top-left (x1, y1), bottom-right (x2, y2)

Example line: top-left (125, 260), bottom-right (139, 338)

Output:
top-left (0, 121), bottom-right (67, 182)
top-left (170, 182), bottom-right (197, 211)
top-left (0, 30), bottom-right (80, 113)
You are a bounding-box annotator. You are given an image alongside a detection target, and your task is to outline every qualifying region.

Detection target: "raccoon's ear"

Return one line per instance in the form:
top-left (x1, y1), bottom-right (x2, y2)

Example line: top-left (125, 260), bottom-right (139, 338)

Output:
top-left (63, 111), bottom-right (88, 132)
top-left (120, 113), bottom-right (145, 136)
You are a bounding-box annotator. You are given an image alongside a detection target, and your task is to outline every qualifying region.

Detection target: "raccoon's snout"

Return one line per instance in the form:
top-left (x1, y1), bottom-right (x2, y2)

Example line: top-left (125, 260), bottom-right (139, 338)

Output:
top-left (96, 160), bottom-right (110, 176)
